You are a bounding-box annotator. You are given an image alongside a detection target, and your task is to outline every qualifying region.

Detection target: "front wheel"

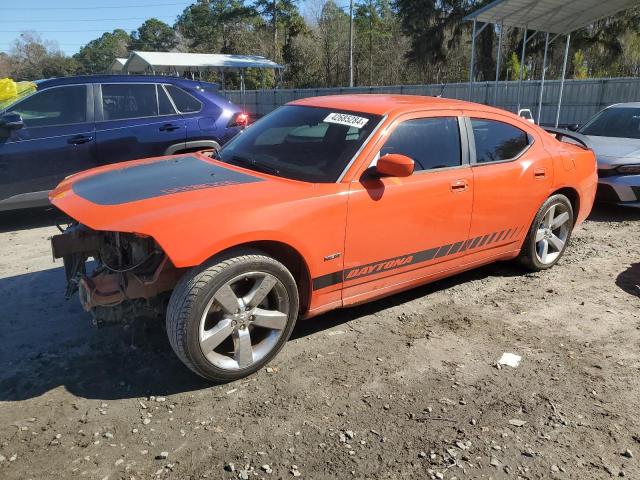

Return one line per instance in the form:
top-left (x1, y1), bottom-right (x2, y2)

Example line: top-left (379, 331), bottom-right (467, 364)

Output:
top-left (519, 194), bottom-right (574, 271)
top-left (166, 251), bottom-right (299, 382)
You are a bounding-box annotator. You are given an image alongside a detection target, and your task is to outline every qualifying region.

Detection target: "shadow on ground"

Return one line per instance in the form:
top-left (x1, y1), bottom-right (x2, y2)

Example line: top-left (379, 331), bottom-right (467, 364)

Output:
top-left (0, 206), bottom-right (70, 233)
top-left (587, 203), bottom-right (640, 223)
top-left (0, 259), bottom-right (523, 402)
top-left (616, 263), bottom-right (640, 298)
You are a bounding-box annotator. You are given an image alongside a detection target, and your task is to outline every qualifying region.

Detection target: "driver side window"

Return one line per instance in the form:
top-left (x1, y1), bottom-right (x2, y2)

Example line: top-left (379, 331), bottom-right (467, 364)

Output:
top-left (9, 85), bottom-right (87, 128)
top-left (380, 117), bottom-right (461, 171)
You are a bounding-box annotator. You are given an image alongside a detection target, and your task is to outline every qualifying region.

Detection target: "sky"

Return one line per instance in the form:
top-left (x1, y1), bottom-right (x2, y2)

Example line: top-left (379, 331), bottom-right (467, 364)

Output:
top-left (0, 0), bottom-right (196, 55)
top-left (0, 0), bottom-right (349, 57)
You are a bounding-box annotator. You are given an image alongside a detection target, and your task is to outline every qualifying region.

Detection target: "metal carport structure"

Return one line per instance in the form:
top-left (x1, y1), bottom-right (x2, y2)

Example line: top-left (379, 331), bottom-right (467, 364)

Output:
top-left (109, 57), bottom-right (128, 73)
top-left (120, 51), bottom-right (285, 94)
top-left (465, 0), bottom-right (638, 126)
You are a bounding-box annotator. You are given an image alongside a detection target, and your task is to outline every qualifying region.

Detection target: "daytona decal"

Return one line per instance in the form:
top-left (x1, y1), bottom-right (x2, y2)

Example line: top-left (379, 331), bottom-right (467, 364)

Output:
top-left (324, 112), bottom-right (369, 129)
top-left (346, 255), bottom-right (414, 279)
top-left (312, 227), bottom-right (523, 290)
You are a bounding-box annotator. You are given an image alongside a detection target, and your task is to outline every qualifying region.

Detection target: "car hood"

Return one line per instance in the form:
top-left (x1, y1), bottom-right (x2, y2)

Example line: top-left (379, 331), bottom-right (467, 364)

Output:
top-left (585, 135), bottom-right (640, 168)
top-left (50, 153), bottom-right (314, 235)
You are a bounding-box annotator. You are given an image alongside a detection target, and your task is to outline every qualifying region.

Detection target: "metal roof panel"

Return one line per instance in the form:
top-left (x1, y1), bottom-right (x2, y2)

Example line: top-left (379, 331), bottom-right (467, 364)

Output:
top-left (465, 0), bottom-right (638, 33)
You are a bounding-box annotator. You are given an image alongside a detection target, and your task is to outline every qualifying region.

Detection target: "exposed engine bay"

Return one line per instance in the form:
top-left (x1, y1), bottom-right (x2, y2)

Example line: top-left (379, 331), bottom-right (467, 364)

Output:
top-left (51, 224), bottom-right (183, 326)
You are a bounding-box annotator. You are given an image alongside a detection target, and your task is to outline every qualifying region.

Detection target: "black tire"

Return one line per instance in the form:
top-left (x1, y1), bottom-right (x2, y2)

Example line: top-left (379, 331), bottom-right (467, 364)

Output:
top-left (166, 250), bottom-right (299, 382)
top-left (519, 194), bottom-right (574, 271)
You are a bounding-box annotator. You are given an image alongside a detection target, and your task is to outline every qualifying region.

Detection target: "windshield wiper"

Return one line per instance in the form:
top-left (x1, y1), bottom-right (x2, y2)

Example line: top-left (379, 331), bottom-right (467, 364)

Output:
top-left (229, 155), bottom-right (282, 177)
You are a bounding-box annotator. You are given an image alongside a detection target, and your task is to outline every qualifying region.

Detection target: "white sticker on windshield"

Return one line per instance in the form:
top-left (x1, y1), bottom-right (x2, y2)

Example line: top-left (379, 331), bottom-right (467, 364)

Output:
top-left (324, 112), bottom-right (369, 129)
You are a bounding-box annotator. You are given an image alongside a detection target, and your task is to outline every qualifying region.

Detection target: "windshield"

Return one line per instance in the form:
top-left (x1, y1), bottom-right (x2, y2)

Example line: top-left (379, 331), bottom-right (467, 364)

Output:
top-left (581, 107), bottom-right (640, 139)
top-left (217, 105), bottom-right (383, 182)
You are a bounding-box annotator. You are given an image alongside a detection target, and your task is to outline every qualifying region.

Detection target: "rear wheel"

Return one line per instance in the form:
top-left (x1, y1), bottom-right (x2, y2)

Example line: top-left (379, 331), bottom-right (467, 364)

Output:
top-left (519, 194), bottom-right (574, 271)
top-left (166, 251), bottom-right (299, 382)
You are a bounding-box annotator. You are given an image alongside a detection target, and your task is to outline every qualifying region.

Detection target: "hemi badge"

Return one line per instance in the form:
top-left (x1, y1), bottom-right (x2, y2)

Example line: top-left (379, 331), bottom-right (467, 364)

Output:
top-left (324, 253), bottom-right (341, 261)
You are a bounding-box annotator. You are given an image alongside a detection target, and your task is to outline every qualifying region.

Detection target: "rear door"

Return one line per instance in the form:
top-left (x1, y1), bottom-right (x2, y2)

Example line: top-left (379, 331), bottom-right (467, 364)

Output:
top-left (0, 84), bottom-right (95, 207)
top-left (342, 111), bottom-right (473, 304)
top-left (94, 83), bottom-right (185, 165)
top-left (464, 113), bottom-right (553, 256)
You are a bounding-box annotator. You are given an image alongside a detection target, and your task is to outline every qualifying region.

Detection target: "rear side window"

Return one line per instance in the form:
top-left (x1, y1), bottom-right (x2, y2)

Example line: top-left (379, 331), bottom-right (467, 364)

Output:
top-left (157, 85), bottom-right (175, 115)
top-left (165, 85), bottom-right (202, 113)
top-left (9, 85), bottom-right (86, 128)
top-left (101, 84), bottom-right (158, 120)
top-left (380, 117), bottom-right (461, 171)
top-left (471, 119), bottom-right (530, 163)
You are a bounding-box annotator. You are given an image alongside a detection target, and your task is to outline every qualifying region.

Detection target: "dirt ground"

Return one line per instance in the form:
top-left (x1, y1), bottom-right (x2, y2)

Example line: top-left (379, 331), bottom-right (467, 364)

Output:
top-left (0, 205), bottom-right (639, 480)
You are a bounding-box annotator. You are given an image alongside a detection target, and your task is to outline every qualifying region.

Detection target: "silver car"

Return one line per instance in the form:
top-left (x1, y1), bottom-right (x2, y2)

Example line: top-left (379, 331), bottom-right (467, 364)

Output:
top-left (577, 103), bottom-right (640, 207)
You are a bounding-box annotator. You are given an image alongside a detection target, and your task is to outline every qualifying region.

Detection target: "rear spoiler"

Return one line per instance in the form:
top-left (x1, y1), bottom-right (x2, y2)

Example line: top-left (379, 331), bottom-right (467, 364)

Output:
top-left (542, 127), bottom-right (592, 151)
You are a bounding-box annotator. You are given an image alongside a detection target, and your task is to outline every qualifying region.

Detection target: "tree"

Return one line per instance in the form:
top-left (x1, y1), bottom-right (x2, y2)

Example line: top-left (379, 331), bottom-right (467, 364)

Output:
top-left (7, 32), bottom-right (77, 80)
top-left (253, 0), bottom-right (299, 62)
top-left (130, 18), bottom-right (178, 51)
top-left (74, 29), bottom-right (131, 74)
top-left (0, 53), bottom-right (12, 78)
top-left (174, 0), bottom-right (217, 52)
top-left (282, 15), bottom-right (311, 86)
top-left (506, 51), bottom-right (527, 80)
top-left (394, 0), bottom-right (469, 80)
top-left (176, 0), bottom-right (259, 56)
top-left (315, 0), bottom-right (350, 86)
top-left (353, 0), bottom-right (405, 86)
top-left (572, 50), bottom-right (588, 79)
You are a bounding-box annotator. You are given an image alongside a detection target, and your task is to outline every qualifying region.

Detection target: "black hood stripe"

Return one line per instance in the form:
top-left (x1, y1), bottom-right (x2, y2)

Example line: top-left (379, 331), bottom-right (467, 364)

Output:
top-left (72, 155), bottom-right (263, 206)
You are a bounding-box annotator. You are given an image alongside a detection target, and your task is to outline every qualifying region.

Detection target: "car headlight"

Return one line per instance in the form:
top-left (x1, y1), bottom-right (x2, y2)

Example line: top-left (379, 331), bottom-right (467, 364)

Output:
top-left (617, 164), bottom-right (640, 174)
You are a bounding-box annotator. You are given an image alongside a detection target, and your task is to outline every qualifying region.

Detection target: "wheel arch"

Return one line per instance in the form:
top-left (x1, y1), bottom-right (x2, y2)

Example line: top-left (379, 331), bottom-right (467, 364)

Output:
top-left (207, 240), bottom-right (312, 316)
top-left (550, 186), bottom-right (580, 224)
top-left (165, 140), bottom-right (221, 155)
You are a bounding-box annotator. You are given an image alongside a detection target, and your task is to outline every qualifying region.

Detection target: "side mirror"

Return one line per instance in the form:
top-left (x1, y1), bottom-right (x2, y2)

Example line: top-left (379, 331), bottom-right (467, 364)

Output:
top-left (0, 113), bottom-right (24, 130)
top-left (375, 153), bottom-right (414, 178)
top-left (567, 123), bottom-right (581, 132)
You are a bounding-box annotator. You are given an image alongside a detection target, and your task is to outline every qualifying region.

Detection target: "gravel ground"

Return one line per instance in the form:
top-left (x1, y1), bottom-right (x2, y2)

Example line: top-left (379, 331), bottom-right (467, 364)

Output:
top-left (0, 205), bottom-right (639, 480)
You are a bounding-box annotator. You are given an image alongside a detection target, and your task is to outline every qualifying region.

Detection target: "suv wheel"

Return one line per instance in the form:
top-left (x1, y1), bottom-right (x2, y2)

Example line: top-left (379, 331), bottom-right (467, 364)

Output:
top-left (166, 251), bottom-right (299, 382)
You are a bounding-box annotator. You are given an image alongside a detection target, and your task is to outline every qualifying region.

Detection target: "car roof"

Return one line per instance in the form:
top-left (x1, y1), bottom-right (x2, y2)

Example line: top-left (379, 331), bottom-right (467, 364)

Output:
top-left (606, 102), bottom-right (640, 109)
top-left (289, 94), bottom-right (504, 116)
top-left (36, 75), bottom-right (218, 90)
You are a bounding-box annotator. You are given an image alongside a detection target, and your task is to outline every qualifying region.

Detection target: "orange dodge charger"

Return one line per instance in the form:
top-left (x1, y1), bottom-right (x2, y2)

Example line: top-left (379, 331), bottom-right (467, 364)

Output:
top-left (50, 95), bottom-right (597, 382)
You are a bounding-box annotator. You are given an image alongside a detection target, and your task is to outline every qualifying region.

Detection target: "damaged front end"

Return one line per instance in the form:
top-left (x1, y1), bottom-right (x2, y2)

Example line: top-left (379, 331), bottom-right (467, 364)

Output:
top-left (51, 225), bottom-right (183, 326)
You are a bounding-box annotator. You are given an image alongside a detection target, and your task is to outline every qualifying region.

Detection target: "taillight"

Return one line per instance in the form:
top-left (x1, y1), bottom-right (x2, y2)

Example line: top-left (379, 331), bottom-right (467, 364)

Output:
top-left (227, 112), bottom-right (249, 128)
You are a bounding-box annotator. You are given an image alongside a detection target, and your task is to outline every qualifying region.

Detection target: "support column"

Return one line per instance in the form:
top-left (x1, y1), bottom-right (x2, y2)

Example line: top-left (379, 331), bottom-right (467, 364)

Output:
top-left (468, 18), bottom-right (477, 101)
top-left (516, 28), bottom-right (527, 112)
top-left (348, 0), bottom-right (354, 88)
top-left (555, 33), bottom-right (571, 127)
top-left (537, 32), bottom-right (550, 125)
top-left (494, 22), bottom-right (504, 106)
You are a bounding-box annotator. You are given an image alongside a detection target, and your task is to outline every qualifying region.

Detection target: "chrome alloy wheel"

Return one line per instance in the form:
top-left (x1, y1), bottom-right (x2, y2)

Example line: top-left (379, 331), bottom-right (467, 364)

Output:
top-left (198, 272), bottom-right (290, 370)
top-left (534, 203), bottom-right (571, 265)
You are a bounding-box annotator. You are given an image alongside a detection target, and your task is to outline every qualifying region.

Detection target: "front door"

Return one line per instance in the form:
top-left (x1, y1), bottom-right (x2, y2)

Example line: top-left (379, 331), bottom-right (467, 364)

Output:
top-left (0, 84), bottom-right (95, 208)
top-left (95, 83), bottom-right (185, 165)
top-left (342, 111), bottom-right (473, 304)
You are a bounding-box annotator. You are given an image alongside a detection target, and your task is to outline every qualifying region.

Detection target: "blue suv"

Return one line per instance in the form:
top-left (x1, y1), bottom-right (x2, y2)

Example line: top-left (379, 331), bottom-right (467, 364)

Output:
top-left (0, 75), bottom-right (246, 211)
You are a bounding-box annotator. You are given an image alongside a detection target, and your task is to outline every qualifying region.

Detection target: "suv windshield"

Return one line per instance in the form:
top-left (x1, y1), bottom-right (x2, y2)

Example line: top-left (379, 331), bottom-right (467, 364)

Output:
top-left (581, 107), bottom-right (640, 139)
top-left (217, 105), bottom-right (382, 182)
